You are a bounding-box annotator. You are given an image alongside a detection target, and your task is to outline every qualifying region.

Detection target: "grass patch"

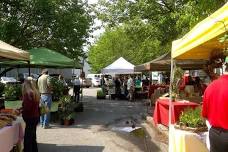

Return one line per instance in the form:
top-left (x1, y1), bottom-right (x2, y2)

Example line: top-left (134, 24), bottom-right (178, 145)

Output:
top-left (4, 100), bottom-right (59, 112)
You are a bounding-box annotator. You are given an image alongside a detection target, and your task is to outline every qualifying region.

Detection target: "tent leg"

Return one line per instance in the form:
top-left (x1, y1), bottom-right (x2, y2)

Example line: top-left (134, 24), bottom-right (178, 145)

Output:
top-left (28, 61), bottom-right (31, 76)
top-left (168, 58), bottom-right (176, 151)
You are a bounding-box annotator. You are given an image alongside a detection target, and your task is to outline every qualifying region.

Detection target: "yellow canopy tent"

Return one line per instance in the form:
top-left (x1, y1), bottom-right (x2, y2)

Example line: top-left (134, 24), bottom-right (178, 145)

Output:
top-left (169, 4), bottom-right (228, 152)
top-left (0, 40), bottom-right (29, 61)
top-left (172, 3), bottom-right (228, 60)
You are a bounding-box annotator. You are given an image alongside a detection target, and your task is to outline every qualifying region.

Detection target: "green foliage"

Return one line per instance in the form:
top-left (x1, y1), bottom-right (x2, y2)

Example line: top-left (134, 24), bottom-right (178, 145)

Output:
top-left (0, 83), bottom-right (5, 97)
top-left (179, 107), bottom-right (206, 128)
top-left (88, 25), bottom-right (163, 73)
top-left (4, 84), bottom-right (22, 101)
top-left (58, 95), bottom-right (76, 120)
top-left (172, 66), bottom-right (184, 97)
top-left (0, 0), bottom-right (92, 59)
top-left (50, 77), bottom-right (64, 101)
top-left (97, 90), bottom-right (105, 98)
top-left (89, 0), bottom-right (226, 72)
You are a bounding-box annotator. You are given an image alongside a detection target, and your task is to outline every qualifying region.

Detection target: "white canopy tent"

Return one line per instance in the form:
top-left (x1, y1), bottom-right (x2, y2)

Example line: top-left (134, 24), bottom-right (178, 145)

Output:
top-left (0, 40), bottom-right (29, 61)
top-left (102, 57), bottom-right (135, 74)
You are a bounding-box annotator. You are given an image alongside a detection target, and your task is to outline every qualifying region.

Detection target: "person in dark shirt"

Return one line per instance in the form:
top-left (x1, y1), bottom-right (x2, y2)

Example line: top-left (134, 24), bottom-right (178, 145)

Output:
top-left (114, 77), bottom-right (121, 99)
top-left (22, 79), bottom-right (40, 152)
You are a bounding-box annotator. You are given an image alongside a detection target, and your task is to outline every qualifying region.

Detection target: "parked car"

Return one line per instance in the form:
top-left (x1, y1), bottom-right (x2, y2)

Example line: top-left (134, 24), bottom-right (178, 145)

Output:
top-left (87, 74), bottom-right (112, 87)
top-left (1, 77), bottom-right (18, 84)
top-left (90, 77), bottom-right (100, 87)
top-left (80, 78), bottom-right (92, 88)
top-left (18, 73), bottom-right (39, 82)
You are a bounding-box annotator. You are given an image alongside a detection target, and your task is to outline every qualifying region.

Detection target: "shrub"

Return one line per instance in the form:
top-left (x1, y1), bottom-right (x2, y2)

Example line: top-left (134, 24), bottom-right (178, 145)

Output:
top-left (4, 84), bottom-right (22, 101)
top-left (97, 90), bottom-right (105, 97)
top-left (50, 77), bottom-right (65, 101)
top-left (0, 83), bottom-right (5, 97)
top-left (97, 90), bottom-right (106, 99)
top-left (179, 107), bottom-right (206, 128)
top-left (58, 95), bottom-right (76, 120)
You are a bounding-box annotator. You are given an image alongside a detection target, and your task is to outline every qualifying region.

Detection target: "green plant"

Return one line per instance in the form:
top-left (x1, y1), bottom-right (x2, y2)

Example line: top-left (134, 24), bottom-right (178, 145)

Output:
top-left (4, 84), bottom-right (22, 100)
top-left (58, 95), bottom-right (76, 120)
top-left (0, 83), bottom-right (5, 97)
top-left (179, 107), bottom-right (206, 128)
top-left (172, 67), bottom-right (184, 99)
top-left (97, 90), bottom-right (105, 97)
top-left (50, 77), bottom-right (65, 101)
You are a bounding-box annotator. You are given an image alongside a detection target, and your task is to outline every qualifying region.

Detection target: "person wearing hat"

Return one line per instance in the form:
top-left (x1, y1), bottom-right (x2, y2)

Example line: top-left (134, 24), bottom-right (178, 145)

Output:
top-left (37, 69), bottom-right (52, 129)
top-left (202, 57), bottom-right (228, 152)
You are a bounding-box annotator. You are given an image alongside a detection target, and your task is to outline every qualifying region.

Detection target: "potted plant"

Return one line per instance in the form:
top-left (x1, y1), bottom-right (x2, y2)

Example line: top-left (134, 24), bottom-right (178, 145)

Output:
top-left (50, 77), bottom-right (65, 101)
top-left (171, 67), bottom-right (184, 101)
top-left (58, 95), bottom-right (76, 126)
top-left (175, 107), bottom-right (207, 133)
top-left (97, 90), bottom-right (106, 99)
top-left (4, 84), bottom-right (22, 101)
top-left (0, 83), bottom-right (5, 109)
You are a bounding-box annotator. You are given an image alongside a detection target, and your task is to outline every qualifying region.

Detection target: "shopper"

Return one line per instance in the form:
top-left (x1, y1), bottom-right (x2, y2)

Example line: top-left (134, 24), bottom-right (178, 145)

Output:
top-left (38, 69), bottom-right (52, 129)
top-left (72, 75), bottom-right (81, 102)
top-left (202, 57), bottom-right (228, 152)
top-left (114, 77), bottom-right (121, 99)
top-left (22, 79), bottom-right (40, 152)
top-left (127, 75), bottom-right (134, 101)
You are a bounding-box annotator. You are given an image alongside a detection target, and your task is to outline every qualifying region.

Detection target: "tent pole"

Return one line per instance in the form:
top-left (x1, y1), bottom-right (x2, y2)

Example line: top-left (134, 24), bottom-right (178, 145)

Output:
top-left (169, 59), bottom-right (174, 126)
top-left (28, 61), bottom-right (31, 76)
top-left (168, 58), bottom-right (175, 151)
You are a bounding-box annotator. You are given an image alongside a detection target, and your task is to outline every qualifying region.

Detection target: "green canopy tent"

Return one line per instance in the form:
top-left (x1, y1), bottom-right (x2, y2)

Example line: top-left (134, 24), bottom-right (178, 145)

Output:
top-left (0, 48), bottom-right (81, 76)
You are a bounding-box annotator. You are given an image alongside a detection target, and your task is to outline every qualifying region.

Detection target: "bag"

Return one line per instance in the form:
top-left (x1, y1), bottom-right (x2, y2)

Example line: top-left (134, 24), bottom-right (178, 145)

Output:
top-left (39, 102), bottom-right (49, 116)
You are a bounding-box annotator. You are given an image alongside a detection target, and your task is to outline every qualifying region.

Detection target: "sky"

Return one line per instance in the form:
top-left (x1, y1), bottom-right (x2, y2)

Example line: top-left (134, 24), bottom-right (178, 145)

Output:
top-left (87, 0), bottom-right (105, 44)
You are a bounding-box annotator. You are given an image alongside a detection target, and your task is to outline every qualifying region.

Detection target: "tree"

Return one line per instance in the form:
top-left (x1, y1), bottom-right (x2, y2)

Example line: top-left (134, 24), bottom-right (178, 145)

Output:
top-left (88, 25), bottom-right (163, 73)
top-left (88, 0), bottom-right (226, 72)
top-left (0, 0), bottom-right (92, 59)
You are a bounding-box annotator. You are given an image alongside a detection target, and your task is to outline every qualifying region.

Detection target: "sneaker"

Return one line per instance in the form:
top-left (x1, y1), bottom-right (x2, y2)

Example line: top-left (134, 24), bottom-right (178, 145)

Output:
top-left (43, 125), bottom-right (51, 129)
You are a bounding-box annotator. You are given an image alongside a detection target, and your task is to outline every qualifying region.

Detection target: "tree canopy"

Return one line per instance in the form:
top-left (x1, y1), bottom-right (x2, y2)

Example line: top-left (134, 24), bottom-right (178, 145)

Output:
top-left (88, 0), bottom-right (227, 73)
top-left (0, 0), bottom-right (92, 59)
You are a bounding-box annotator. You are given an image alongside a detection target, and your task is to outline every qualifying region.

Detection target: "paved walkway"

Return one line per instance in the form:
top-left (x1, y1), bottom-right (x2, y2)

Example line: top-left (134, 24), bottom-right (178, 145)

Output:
top-left (37, 88), bottom-right (167, 152)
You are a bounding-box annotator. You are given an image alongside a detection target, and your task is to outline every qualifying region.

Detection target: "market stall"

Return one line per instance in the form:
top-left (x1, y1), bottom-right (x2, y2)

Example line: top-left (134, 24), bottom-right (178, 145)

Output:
top-left (134, 52), bottom-right (207, 72)
top-left (169, 3), bottom-right (228, 152)
top-left (0, 40), bottom-right (29, 61)
top-left (0, 116), bottom-right (24, 152)
top-left (0, 40), bottom-right (29, 152)
top-left (102, 57), bottom-right (135, 74)
top-left (0, 47), bottom-right (81, 68)
top-left (153, 98), bottom-right (199, 126)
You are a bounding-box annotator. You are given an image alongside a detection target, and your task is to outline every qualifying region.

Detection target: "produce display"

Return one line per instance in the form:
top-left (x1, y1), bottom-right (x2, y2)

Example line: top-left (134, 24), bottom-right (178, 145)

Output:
top-left (0, 110), bottom-right (17, 129)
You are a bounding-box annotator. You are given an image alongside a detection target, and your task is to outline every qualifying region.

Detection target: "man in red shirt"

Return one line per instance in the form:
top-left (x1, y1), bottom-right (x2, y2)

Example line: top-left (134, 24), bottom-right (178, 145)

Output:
top-left (202, 57), bottom-right (228, 152)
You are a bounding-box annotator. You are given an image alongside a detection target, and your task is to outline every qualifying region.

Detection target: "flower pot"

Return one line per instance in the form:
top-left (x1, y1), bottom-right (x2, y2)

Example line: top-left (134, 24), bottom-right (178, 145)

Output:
top-left (69, 119), bottom-right (75, 125)
top-left (64, 119), bottom-right (70, 126)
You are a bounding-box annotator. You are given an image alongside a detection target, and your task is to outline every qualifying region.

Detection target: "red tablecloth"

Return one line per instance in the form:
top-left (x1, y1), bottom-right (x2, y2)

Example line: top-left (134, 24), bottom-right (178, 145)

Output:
top-left (153, 99), bottom-right (199, 126)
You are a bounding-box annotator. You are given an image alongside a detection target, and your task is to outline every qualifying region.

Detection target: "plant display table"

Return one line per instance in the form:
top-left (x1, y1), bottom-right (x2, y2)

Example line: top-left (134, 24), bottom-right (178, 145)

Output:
top-left (0, 117), bottom-right (24, 152)
top-left (153, 98), bottom-right (199, 126)
top-left (169, 125), bottom-right (209, 152)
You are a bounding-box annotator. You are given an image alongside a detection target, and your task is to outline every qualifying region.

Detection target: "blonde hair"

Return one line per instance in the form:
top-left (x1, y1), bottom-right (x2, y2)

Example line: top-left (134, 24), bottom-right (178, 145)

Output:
top-left (22, 80), bottom-right (40, 102)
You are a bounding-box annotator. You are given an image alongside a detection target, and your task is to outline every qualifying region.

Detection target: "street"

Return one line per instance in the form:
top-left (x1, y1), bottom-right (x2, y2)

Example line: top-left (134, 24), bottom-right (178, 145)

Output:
top-left (37, 88), bottom-right (167, 152)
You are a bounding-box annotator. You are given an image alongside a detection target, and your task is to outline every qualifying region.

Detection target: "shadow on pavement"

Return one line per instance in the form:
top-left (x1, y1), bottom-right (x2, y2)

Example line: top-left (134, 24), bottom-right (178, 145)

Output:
top-left (38, 143), bottom-right (104, 152)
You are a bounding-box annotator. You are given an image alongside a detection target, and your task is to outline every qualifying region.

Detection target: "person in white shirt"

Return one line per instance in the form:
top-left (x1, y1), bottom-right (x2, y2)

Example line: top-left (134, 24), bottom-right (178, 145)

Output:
top-left (127, 75), bottom-right (134, 101)
top-left (72, 75), bottom-right (81, 102)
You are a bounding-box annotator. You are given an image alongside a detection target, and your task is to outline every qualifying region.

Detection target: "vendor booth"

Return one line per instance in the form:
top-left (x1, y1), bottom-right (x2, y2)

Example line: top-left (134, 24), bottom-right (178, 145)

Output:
top-left (134, 52), bottom-right (208, 72)
top-left (0, 40), bottom-right (28, 152)
top-left (102, 57), bottom-right (135, 74)
top-left (169, 3), bottom-right (228, 152)
top-left (0, 47), bottom-right (81, 68)
top-left (0, 40), bottom-right (29, 61)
